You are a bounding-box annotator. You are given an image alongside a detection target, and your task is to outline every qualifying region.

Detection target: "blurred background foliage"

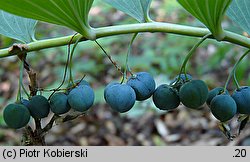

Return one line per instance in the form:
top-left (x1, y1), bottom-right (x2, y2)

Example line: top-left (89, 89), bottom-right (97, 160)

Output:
top-left (0, 0), bottom-right (250, 146)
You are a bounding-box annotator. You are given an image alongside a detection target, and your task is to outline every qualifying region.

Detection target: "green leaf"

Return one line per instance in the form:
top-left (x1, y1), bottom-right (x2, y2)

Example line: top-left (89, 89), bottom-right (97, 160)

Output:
top-left (103, 0), bottom-right (152, 23)
top-left (227, 0), bottom-right (250, 35)
top-left (0, 10), bottom-right (37, 43)
top-left (0, 0), bottom-right (95, 40)
top-left (178, 0), bottom-right (232, 41)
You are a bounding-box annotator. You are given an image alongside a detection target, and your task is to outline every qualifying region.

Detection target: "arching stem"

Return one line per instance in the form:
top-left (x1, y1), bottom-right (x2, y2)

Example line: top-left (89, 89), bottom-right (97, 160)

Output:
top-left (1, 22), bottom-right (250, 59)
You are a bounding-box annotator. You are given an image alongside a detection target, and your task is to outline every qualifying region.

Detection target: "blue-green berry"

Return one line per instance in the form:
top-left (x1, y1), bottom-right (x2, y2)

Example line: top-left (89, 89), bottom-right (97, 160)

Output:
top-left (68, 85), bottom-right (95, 112)
top-left (179, 80), bottom-right (208, 109)
top-left (3, 103), bottom-right (30, 129)
top-left (232, 86), bottom-right (250, 114)
top-left (153, 84), bottom-right (180, 110)
top-left (127, 72), bottom-right (155, 101)
top-left (50, 92), bottom-right (70, 115)
top-left (210, 94), bottom-right (237, 122)
top-left (28, 95), bottom-right (50, 118)
top-left (104, 83), bottom-right (136, 113)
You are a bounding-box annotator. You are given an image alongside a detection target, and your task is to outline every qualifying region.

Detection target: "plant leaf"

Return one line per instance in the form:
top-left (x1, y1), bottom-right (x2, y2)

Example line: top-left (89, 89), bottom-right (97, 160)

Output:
top-left (0, 10), bottom-right (37, 43)
top-left (0, 0), bottom-right (95, 40)
top-left (227, 0), bottom-right (250, 35)
top-left (103, 0), bottom-right (152, 23)
top-left (178, 0), bottom-right (232, 41)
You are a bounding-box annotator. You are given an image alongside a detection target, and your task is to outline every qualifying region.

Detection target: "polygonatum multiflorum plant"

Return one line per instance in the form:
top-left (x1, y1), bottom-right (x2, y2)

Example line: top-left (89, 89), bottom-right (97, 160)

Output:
top-left (0, 0), bottom-right (250, 145)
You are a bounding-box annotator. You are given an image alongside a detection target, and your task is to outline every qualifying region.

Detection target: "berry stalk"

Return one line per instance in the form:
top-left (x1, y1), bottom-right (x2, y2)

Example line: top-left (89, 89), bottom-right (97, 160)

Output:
top-left (68, 36), bottom-right (83, 85)
top-left (121, 33), bottom-right (138, 83)
top-left (95, 40), bottom-right (123, 76)
top-left (16, 59), bottom-right (24, 103)
top-left (177, 33), bottom-right (211, 81)
top-left (232, 49), bottom-right (250, 89)
top-left (224, 49), bottom-right (250, 91)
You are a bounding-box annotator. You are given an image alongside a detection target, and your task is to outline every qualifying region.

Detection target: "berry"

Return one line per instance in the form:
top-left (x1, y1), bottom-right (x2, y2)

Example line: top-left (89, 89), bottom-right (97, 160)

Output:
top-left (50, 92), bottom-right (70, 115)
top-left (3, 103), bottom-right (30, 129)
top-left (210, 94), bottom-right (237, 122)
top-left (68, 85), bottom-right (95, 112)
top-left (104, 83), bottom-right (136, 113)
top-left (66, 80), bottom-right (90, 94)
top-left (178, 73), bottom-right (192, 81)
top-left (153, 84), bottom-right (180, 110)
top-left (232, 86), bottom-right (250, 114)
top-left (179, 80), bottom-right (208, 109)
top-left (171, 73), bottom-right (192, 90)
top-left (172, 73), bottom-right (192, 83)
top-left (27, 95), bottom-right (50, 118)
top-left (127, 72), bottom-right (155, 101)
top-left (21, 98), bottom-right (30, 107)
top-left (206, 87), bottom-right (229, 106)
top-left (104, 82), bottom-right (117, 97)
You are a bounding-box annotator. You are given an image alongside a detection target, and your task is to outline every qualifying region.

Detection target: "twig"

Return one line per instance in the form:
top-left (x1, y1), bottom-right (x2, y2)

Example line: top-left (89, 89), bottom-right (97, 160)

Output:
top-left (41, 115), bottom-right (60, 134)
top-left (41, 112), bottom-right (85, 136)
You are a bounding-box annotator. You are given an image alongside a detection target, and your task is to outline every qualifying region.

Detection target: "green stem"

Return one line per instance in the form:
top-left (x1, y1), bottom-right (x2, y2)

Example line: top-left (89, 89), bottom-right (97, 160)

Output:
top-left (21, 82), bottom-right (30, 99)
top-left (16, 59), bottom-right (24, 103)
top-left (233, 49), bottom-right (250, 90)
top-left (178, 33), bottom-right (211, 80)
top-left (233, 72), bottom-right (240, 89)
top-left (1, 22), bottom-right (250, 58)
top-left (47, 33), bottom-right (78, 100)
top-left (121, 33), bottom-right (138, 83)
top-left (224, 69), bottom-right (234, 92)
top-left (224, 49), bottom-right (250, 91)
top-left (56, 33), bottom-right (78, 90)
top-left (68, 36), bottom-right (83, 85)
top-left (233, 72), bottom-right (241, 90)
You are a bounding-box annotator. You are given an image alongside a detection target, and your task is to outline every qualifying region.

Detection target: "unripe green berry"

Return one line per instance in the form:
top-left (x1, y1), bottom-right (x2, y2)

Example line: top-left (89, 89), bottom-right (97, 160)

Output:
top-left (206, 87), bottom-right (229, 106)
top-left (50, 92), bottom-right (70, 115)
top-left (179, 80), bottom-right (208, 109)
top-left (153, 84), bottom-right (180, 110)
top-left (210, 94), bottom-right (237, 122)
top-left (3, 103), bottom-right (30, 129)
top-left (28, 95), bottom-right (50, 118)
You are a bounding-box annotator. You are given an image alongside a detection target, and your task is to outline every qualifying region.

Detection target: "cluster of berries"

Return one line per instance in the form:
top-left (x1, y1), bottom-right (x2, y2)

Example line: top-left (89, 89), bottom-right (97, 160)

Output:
top-left (3, 80), bottom-right (94, 129)
top-left (4, 71), bottom-right (250, 129)
top-left (207, 86), bottom-right (250, 122)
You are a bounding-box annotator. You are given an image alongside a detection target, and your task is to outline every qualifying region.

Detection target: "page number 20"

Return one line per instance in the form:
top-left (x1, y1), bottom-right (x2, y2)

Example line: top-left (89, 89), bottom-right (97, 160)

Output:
top-left (234, 149), bottom-right (246, 158)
